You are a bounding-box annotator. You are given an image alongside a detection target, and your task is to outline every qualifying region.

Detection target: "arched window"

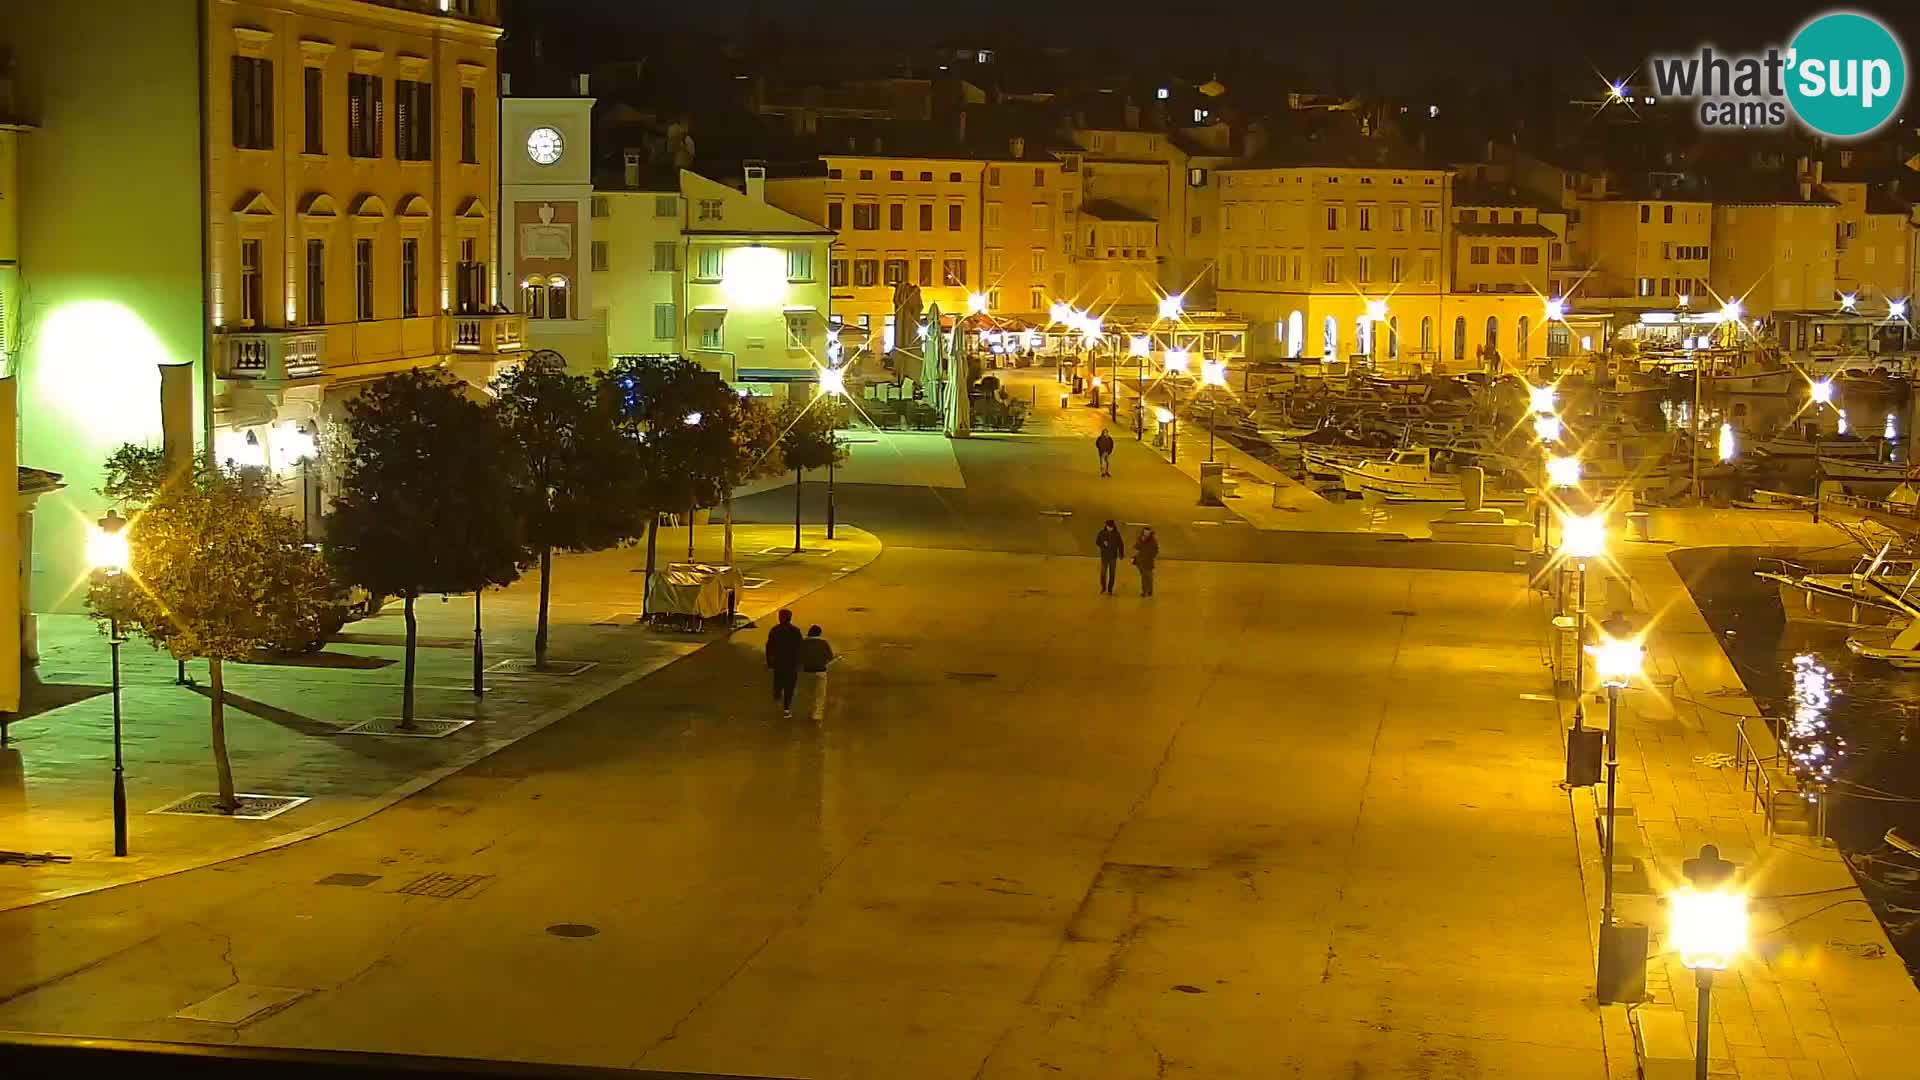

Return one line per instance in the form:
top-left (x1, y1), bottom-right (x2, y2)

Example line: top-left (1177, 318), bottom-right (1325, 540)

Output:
top-left (1288, 311), bottom-right (1303, 358)
top-left (1323, 314), bottom-right (1337, 358)
top-left (522, 275), bottom-right (548, 319)
top-left (1453, 317), bottom-right (1466, 361)
top-left (1484, 315), bottom-right (1499, 354)
top-left (1517, 315), bottom-right (1530, 359)
top-left (1547, 324), bottom-right (1572, 356)
top-left (1420, 316), bottom-right (1434, 357)
top-left (1355, 316), bottom-right (1370, 357)
top-left (548, 275), bottom-right (570, 320)
top-left (1388, 316), bottom-right (1399, 360)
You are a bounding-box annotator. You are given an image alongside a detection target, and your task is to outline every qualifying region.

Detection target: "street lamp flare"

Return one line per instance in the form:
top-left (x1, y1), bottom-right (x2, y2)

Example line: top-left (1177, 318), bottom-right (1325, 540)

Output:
top-left (1158, 293), bottom-right (1185, 320)
top-left (89, 510), bottom-right (130, 572)
top-left (1560, 513), bottom-right (1606, 560)
top-left (818, 365), bottom-right (846, 397)
top-left (1546, 455), bottom-right (1582, 488)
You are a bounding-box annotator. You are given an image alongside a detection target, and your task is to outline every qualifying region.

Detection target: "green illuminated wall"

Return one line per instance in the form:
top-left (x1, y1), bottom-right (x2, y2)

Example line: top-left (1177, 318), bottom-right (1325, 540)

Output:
top-left (0, 0), bottom-right (205, 611)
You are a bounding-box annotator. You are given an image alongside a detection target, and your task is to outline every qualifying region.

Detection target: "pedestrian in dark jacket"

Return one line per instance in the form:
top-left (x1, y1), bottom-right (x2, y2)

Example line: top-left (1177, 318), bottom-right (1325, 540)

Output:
top-left (802, 625), bottom-right (834, 672)
top-left (1132, 527), bottom-right (1160, 597)
top-left (1095, 520), bottom-right (1125, 595)
top-left (765, 609), bottom-right (804, 716)
top-left (1095, 429), bottom-right (1116, 476)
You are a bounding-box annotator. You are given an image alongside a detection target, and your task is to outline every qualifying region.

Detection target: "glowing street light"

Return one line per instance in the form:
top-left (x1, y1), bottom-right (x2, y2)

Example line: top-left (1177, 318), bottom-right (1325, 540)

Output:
top-left (1164, 348), bottom-right (1191, 375)
top-left (89, 509), bottom-right (132, 857)
top-left (818, 366), bottom-right (847, 538)
top-left (1608, 81), bottom-right (1627, 100)
top-left (684, 411), bottom-right (704, 426)
top-left (1545, 297), bottom-right (1567, 321)
top-left (1672, 844), bottom-right (1745, 1078)
top-left (1546, 454), bottom-right (1582, 488)
top-left (1810, 379), bottom-right (1834, 405)
top-left (1049, 301), bottom-right (1072, 324)
top-left (817, 365), bottom-right (846, 397)
top-left (1589, 635), bottom-right (1643, 689)
top-left (1129, 335), bottom-right (1151, 357)
top-left (1718, 298), bottom-right (1743, 324)
top-left (1153, 406), bottom-right (1175, 424)
top-left (1560, 512), bottom-right (1606, 560)
top-left (1891, 298), bottom-right (1909, 321)
top-left (1364, 297), bottom-right (1389, 323)
top-left (1158, 292), bottom-right (1185, 320)
top-left (1201, 359), bottom-right (1229, 462)
top-left (1528, 382), bottom-right (1557, 415)
top-left (967, 292), bottom-right (989, 315)
top-left (1840, 292), bottom-right (1859, 312)
top-left (1153, 405), bottom-right (1178, 464)
top-left (1588, 632), bottom-right (1644, 1001)
top-left (1719, 422), bottom-right (1737, 462)
top-left (1534, 414), bottom-right (1563, 443)
top-left (1838, 408), bottom-right (1849, 436)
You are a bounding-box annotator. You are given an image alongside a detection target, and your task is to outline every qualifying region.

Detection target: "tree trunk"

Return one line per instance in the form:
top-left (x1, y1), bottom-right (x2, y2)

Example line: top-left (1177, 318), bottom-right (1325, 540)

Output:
top-left (401, 593), bottom-right (417, 730)
top-left (723, 487), bottom-right (735, 565)
top-left (534, 544), bottom-right (553, 671)
top-left (642, 513), bottom-right (659, 615)
top-left (208, 657), bottom-right (238, 812)
top-left (794, 465), bottom-right (803, 553)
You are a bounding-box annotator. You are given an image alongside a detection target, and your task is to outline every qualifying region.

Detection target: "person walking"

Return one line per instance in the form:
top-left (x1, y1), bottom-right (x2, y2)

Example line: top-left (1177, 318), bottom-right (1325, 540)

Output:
top-left (802, 624), bottom-right (834, 672)
top-left (765, 609), bottom-right (804, 717)
top-left (1095, 429), bottom-right (1115, 477)
top-left (1132, 526), bottom-right (1160, 597)
top-left (1095, 519), bottom-right (1125, 595)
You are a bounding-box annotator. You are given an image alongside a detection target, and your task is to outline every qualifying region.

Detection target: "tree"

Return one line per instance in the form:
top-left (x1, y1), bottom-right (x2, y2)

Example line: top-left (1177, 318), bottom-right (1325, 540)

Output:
top-left (87, 445), bottom-right (336, 812)
top-left (599, 356), bottom-right (737, 603)
top-left (492, 354), bottom-right (640, 668)
top-left (329, 370), bottom-right (521, 728)
top-left (775, 396), bottom-right (850, 552)
top-left (715, 392), bottom-right (785, 564)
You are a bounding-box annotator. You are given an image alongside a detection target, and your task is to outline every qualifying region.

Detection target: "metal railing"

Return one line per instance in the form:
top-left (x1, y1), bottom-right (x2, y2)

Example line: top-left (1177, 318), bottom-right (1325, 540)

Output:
top-left (1733, 718), bottom-right (1829, 840)
top-left (0, 1033), bottom-right (801, 1079)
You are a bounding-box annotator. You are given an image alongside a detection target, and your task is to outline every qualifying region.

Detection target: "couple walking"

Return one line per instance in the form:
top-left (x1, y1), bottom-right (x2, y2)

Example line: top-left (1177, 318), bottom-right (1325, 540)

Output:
top-left (1095, 520), bottom-right (1159, 596)
top-left (764, 609), bottom-right (833, 717)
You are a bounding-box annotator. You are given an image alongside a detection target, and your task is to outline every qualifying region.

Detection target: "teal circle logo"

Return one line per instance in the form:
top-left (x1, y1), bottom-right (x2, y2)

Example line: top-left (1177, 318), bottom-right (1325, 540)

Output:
top-left (1787, 11), bottom-right (1907, 138)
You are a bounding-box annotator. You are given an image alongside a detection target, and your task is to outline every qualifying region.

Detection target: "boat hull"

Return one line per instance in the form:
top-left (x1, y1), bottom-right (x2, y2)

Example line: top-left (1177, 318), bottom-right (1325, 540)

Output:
top-left (1713, 370), bottom-right (1794, 394)
top-left (1763, 574), bottom-right (1903, 627)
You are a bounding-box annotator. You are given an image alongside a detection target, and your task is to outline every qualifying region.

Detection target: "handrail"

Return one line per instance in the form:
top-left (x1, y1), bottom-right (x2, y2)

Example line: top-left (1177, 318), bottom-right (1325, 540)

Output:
top-left (1733, 718), bottom-right (1829, 841)
top-left (0, 1033), bottom-right (801, 1079)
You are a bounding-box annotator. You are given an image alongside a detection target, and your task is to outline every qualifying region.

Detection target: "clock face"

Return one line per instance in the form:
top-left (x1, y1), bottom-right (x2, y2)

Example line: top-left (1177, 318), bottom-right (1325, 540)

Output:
top-left (526, 127), bottom-right (564, 165)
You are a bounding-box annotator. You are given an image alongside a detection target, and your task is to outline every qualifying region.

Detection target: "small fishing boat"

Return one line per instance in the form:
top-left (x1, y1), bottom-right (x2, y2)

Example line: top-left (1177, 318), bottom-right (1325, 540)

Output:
top-left (1758, 547), bottom-right (1920, 627)
top-left (1755, 433), bottom-right (1886, 459)
top-left (1334, 446), bottom-right (1527, 503)
top-left (1815, 457), bottom-right (1910, 482)
top-left (1846, 619), bottom-right (1920, 669)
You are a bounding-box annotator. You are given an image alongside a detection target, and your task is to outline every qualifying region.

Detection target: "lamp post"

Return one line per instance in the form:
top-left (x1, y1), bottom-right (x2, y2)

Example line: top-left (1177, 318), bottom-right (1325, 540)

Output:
top-left (1672, 845), bottom-right (1744, 1080)
top-left (1130, 335), bottom-right (1151, 439)
top-left (1561, 513), bottom-right (1606, 730)
top-left (818, 366), bottom-right (845, 540)
top-left (1155, 406), bottom-right (1177, 463)
top-left (1588, 637), bottom-right (1642, 933)
top-left (88, 509), bottom-right (131, 858)
top-left (1201, 358), bottom-right (1228, 462)
top-left (1164, 348), bottom-right (1190, 463)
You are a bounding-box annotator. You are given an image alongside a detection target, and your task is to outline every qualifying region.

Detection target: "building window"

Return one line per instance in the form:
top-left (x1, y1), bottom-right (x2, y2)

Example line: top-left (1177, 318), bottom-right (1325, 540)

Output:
top-left (456, 238), bottom-right (483, 314)
top-left (1484, 315), bottom-right (1498, 353)
top-left (1388, 316), bottom-right (1399, 359)
top-left (828, 202), bottom-right (844, 230)
top-left (354, 238), bottom-right (374, 320)
top-left (1496, 246), bottom-right (1515, 264)
top-left (1638, 277), bottom-right (1654, 296)
top-left (1358, 207), bottom-right (1372, 232)
top-left (1030, 248), bottom-right (1045, 273)
top-left (590, 196), bottom-right (609, 218)
top-left (943, 257), bottom-right (967, 286)
top-left (948, 172), bottom-right (961, 182)
top-left (858, 169), bottom-right (873, 181)
top-left (698, 199), bottom-right (723, 223)
top-left (1188, 167), bottom-right (1208, 187)
top-left (303, 67), bottom-right (324, 154)
top-left (461, 86), bottom-right (477, 163)
top-left (987, 166), bottom-right (1001, 187)
top-left (1391, 206), bottom-right (1407, 232)
top-left (653, 241), bottom-right (676, 272)
top-left (694, 247), bottom-right (723, 281)
top-left (830, 259), bottom-right (849, 287)
top-left (917, 257), bottom-right (933, 286)
top-left (1323, 255), bottom-right (1338, 282)
top-left (232, 56), bottom-right (273, 150)
top-left (1470, 246), bottom-right (1489, 265)
top-left (827, 168), bottom-right (842, 179)
top-left (1420, 316), bottom-right (1433, 355)
top-left (590, 240), bottom-right (609, 273)
top-left (988, 288), bottom-right (1001, 311)
top-left (1030, 287), bottom-right (1045, 310)
top-left (985, 202), bottom-right (1002, 229)
top-left (1517, 315), bottom-right (1530, 358)
top-left (699, 322), bottom-right (722, 350)
top-left (1325, 207), bottom-right (1339, 230)
top-left (889, 203), bottom-right (904, 230)
top-left (1422, 207), bottom-right (1437, 231)
top-left (547, 276), bottom-right (570, 320)
top-left (1551, 242), bottom-right (1564, 263)
top-left (401, 238), bottom-right (419, 316)
top-left (883, 258), bottom-right (907, 285)
top-left (948, 204), bottom-right (963, 230)
top-left (786, 314), bottom-right (808, 348)
top-left (654, 303), bottom-right (676, 340)
top-left (920, 171), bottom-right (933, 182)
top-left (347, 73), bottom-right (383, 158)
top-left (1358, 254), bottom-right (1372, 281)
top-left (851, 204), bottom-right (878, 230)
top-left (395, 79), bottom-right (433, 161)
top-left (1639, 204), bottom-right (1650, 224)
top-left (1420, 254), bottom-right (1436, 283)
top-left (306, 240), bottom-right (326, 324)
top-left (787, 248), bottom-right (814, 282)
top-left (1453, 317), bottom-right (1466, 361)
top-left (1520, 247), bottom-right (1539, 265)
top-left (918, 204), bottom-right (933, 230)
top-left (1033, 203), bottom-right (1052, 230)
top-left (985, 248), bottom-right (1003, 274)
top-left (655, 196), bottom-right (677, 218)
top-left (239, 239), bottom-right (263, 325)
top-left (889, 169), bottom-right (903, 181)
top-left (1547, 324), bottom-right (1571, 356)
top-left (1323, 315), bottom-right (1338, 357)
top-left (1663, 205), bottom-right (1674, 224)
top-left (853, 259), bottom-right (879, 287)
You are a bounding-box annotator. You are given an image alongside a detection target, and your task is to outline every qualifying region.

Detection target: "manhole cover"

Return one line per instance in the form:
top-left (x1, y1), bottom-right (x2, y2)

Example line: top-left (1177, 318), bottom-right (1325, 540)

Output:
top-left (316, 873), bottom-right (381, 888)
top-left (340, 717), bottom-right (473, 738)
top-left (487, 659), bottom-right (595, 676)
top-left (1390, 610), bottom-right (1418, 616)
top-left (395, 872), bottom-right (493, 899)
top-left (945, 671), bottom-right (998, 681)
top-left (546, 923), bottom-right (600, 938)
top-left (152, 793), bottom-right (309, 820)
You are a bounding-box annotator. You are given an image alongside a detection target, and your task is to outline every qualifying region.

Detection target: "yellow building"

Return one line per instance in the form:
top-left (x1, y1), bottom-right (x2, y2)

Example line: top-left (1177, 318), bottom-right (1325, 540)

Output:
top-left (1825, 174), bottom-right (1911, 309)
top-left (1578, 196), bottom-right (1714, 309)
top-left (1710, 190), bottom-right (1839, 320)
top-left (1070, 124), bottom-right (1232, 309)
top-left (595, 172), bottom-right (685, 359)
top-left (980, 149), bottom-right (1080, 318)
top-left (3, 0), bottom-right (509, 609)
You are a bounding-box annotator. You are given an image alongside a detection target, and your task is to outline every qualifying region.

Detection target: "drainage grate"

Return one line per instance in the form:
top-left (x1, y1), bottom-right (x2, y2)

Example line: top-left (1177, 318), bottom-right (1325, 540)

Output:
top-left (152, 793), bottom-right (309, 820)
top-left (487, 659), bottom-right (595, 677)
top-left (1390, 610), bottom-right (1418, 617)
top-left (945, 671), bottom-right (998, 681)
top-left (546, 923), bottom-right (600, 938)
top-left (395, 872), bottom-right (494, 899)
top-left (316, 873), bottom-right (381, 888)
top-left (340, 717), bottom-right (473, 738)
top-left (175, 984), bottom-right (308, 1025)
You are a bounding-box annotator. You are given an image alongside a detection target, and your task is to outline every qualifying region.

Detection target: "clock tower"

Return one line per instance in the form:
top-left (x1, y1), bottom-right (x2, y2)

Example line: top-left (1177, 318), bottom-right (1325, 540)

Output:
top-left (499, 77), bottom-right (598, 366)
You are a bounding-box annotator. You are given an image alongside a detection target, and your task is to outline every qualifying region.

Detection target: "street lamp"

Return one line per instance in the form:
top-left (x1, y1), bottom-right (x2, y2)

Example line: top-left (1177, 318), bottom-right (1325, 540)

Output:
top-left (818, 366), bottom-right (846, 540)
top-left (1810, 379), bottom-right (1834, 405)
top-left (1672, 845), bottom-right (1745, 1080)
top-left (1546, 454), bottom-right (1582, 489)
top-left (88, 509), bottom-right (131, 858)
top-left (1528, 382), bottom-right (1557, 415)
top-left (1561, 512), bottom-right (1606, 726)
top-left (967, 292), bottom-right (989, 315)
top-left (1545, 297), bottom-right (1568, 321)
top-left (1718, 422), bottom-right (1737, 462)
top-left (1588, 634), bottom-right (1643, 998)
top-left (1201, 358), bottom-right (1228, 461)
top-left (1533, 414), bottom-right (1563, 443)
top-left (1158, 292), bottom-right (1185, 320)
top-left (1162, 350), bottom-right (1189, 462)
top-left (1155, 405), bottom-right (1178, 464)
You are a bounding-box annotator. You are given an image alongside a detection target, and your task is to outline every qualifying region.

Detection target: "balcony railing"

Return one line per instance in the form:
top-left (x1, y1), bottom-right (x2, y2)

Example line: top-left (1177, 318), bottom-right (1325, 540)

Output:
top-left (217, 328), bottom-right (327, 381)
top-left (451, 312), bottom-right (527, 356)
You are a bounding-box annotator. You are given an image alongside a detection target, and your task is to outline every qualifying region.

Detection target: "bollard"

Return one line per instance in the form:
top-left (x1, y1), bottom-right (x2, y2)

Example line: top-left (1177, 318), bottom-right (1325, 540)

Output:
top-left (1459, 466), bottom-right (1485, 512)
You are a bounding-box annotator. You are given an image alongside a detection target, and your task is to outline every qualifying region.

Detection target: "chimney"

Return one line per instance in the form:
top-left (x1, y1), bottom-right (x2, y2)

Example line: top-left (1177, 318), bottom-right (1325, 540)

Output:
top-left (1009, 136), bottom-right (1025, 159)
top-left (1814, 160), bottom-right (1825, 185)
top-left (576, 72), bottom-right (590, 96)
top-left (624, 150), bottom-right (641, 189)
top-left (1124, 101), bottom-right (1140, 130)
top-left (744, 161), bottom-right (767, 203)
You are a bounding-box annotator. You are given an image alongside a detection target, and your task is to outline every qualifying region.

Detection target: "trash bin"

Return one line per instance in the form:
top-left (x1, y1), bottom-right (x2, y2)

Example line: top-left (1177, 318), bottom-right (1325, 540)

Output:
top-left (1199, 461), bottom-right (1227, 506)
top-left (1626, 511), bottom-right (1651, 541)
top-left (1551, 615), bottom-right (1579, 686)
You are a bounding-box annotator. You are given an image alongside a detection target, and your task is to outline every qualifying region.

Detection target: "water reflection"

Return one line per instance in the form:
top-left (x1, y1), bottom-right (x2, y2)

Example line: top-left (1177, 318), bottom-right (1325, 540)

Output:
top-left (1787, 654), bottom-right (1844, 788)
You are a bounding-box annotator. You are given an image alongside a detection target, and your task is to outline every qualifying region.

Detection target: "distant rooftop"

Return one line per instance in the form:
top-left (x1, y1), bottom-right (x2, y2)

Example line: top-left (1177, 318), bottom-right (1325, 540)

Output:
top-left (1078, 199), bottom-right (1157, 223)
top-left (1454, 221), bottom-right (1557, 239)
